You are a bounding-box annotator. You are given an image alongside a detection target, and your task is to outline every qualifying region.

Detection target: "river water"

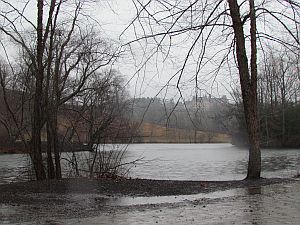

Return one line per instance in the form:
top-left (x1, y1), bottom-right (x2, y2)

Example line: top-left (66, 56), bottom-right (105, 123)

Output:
top-left (0, 143), bottom-right (299, 184)
top-left (1, 143), bottom-right (300, 225)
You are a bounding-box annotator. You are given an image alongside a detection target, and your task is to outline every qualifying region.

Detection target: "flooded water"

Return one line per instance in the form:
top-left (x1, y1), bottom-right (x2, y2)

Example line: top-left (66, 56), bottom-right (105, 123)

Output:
top-left (50, 181), bottom-right (300, 225)
top-left (0, 154), bottom-right (32, 184)
top-left (0, 143), bottom-right (299, 184)
top-left (2, 180), bottom-right (300, 225)
top-left (1, 144), bottom-right (300, 225)
top-left (128, 143), bottom-right (300, 180)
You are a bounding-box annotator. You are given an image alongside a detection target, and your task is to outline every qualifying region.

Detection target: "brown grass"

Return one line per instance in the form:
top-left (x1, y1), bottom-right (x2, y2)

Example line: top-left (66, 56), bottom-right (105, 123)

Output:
top-left (139, 123), bottom-right (231, 143)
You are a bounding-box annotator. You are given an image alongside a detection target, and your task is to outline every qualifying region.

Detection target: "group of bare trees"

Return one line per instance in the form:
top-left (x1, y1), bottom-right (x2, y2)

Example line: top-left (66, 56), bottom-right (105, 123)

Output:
top-left (131, 96), bottom-right (229, 135)
top-left (124, 0), bottom-right (299, 179)
top-left (258, 48), bottom-right (300, 147)
top-left (0, 0), bottom-right (129, 180)
top-left (0, 0), bottom-right (299, 181)
top-left (229, 47), bottom-right (300, 147)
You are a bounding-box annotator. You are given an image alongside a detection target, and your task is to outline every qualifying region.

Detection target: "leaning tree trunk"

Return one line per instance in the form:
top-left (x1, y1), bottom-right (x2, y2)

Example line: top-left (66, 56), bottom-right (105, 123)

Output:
top-left (228, 0), bottom-right (261, 179)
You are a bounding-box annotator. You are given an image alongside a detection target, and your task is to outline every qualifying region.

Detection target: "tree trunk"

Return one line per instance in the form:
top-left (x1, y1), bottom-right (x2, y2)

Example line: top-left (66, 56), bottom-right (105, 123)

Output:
top-left (52, 110), bottom-right (62, 179)
top-left (281, 68), bottom-right (286, 147)
top-left (46, 121), bottom-right (55, 179)
top-left (228, 0), bottom-right (261, 179)
top-left (31, 0), bottom-right (46, 180)
top-left (52, 61), bottom-right (62, 179)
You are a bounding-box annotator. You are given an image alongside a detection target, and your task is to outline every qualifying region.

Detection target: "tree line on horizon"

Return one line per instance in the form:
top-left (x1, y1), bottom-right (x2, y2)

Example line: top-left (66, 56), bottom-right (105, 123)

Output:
top-left (232, 48), bottom-right (300, 148)
top-left (130, 95), bottom-right (230, 134)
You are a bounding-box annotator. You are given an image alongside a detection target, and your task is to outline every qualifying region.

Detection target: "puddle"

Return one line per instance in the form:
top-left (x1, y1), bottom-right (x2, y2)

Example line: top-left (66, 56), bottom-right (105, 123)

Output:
top-left (93, 188), bottom-right (247, 206)
top-left (0, 204), bottom-right (19, 224)
top-left (0, 204), bottom-right (17, 216)
top-left (66, 181), bottom-right (300, 225)
top-left (2, 181), bottom-right (300, 225)
top-left (50, 181), bottom-right (300, 225)
top-left (88, 180), bottom-right (299, 207)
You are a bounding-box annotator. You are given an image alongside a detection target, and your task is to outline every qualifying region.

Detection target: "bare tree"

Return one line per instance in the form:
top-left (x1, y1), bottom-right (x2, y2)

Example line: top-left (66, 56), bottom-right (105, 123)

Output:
top-left (0, 0), bottom-right (120, 180)
top-left (0, 62), bottom-right (32, 149)
top-left (258, 47), bottom-right (300, 147)
top-left (59, 70), bottom-right (137, 178)
top-left (124, 0), bottom-right (300, 179)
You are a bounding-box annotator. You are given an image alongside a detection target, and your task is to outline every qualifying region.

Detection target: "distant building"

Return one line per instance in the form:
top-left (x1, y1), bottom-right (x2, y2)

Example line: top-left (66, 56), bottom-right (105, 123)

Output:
top-left (187, 95), bottom-right (228, 110)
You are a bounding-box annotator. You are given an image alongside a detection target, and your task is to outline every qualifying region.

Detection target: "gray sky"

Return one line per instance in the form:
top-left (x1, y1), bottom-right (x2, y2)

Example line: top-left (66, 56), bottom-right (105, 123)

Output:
top-left (93, 0), bottom-right (236, 100)
top-left (0, 0), bottom-right (239, 100)
top-left (2, 0), bottom-right (297, 101)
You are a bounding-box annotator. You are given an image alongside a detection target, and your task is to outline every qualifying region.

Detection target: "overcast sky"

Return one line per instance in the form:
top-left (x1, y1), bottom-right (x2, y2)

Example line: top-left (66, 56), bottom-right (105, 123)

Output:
top-left (93, 0), bottom-right (235, 100)
top-left (2, 0), bottom-right (297, 101)
top-left (0, 0), bottom-right (241, 100)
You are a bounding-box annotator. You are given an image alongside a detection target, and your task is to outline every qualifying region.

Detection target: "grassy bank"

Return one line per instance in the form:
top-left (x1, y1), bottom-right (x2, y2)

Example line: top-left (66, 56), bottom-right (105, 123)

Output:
top-left (137, 123), bottom-right (231, 143)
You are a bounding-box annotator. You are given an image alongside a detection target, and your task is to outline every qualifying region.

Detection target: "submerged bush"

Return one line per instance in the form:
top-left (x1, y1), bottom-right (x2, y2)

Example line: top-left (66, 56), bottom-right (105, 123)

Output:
top-left (63, 144), bottom-right (140, 179)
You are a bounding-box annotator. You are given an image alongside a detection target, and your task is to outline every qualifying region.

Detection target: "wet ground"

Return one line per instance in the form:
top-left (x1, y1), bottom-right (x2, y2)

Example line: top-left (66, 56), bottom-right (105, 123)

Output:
top-left (1, 179), bottom-right (299, 225)
top-left (1, 144), bottom-right (299, 224)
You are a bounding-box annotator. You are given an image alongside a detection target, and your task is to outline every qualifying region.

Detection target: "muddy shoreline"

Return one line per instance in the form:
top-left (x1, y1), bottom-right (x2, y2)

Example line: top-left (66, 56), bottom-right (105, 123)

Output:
top-left (1, 178), bottom-right (299, 224)
top-left (0, 177), bottom-right (294, 199)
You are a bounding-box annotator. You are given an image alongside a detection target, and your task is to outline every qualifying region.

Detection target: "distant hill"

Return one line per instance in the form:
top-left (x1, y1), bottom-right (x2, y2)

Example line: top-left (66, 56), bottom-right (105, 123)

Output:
top-left (135, 123), bottom-right (231, 143)
top-left (130, 96), bottom-right (232, 134)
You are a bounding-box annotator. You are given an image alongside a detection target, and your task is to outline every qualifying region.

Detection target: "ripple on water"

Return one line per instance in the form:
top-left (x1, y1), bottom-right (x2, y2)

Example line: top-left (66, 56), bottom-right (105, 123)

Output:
top-left (0, 144), bottom-right (299, 183)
